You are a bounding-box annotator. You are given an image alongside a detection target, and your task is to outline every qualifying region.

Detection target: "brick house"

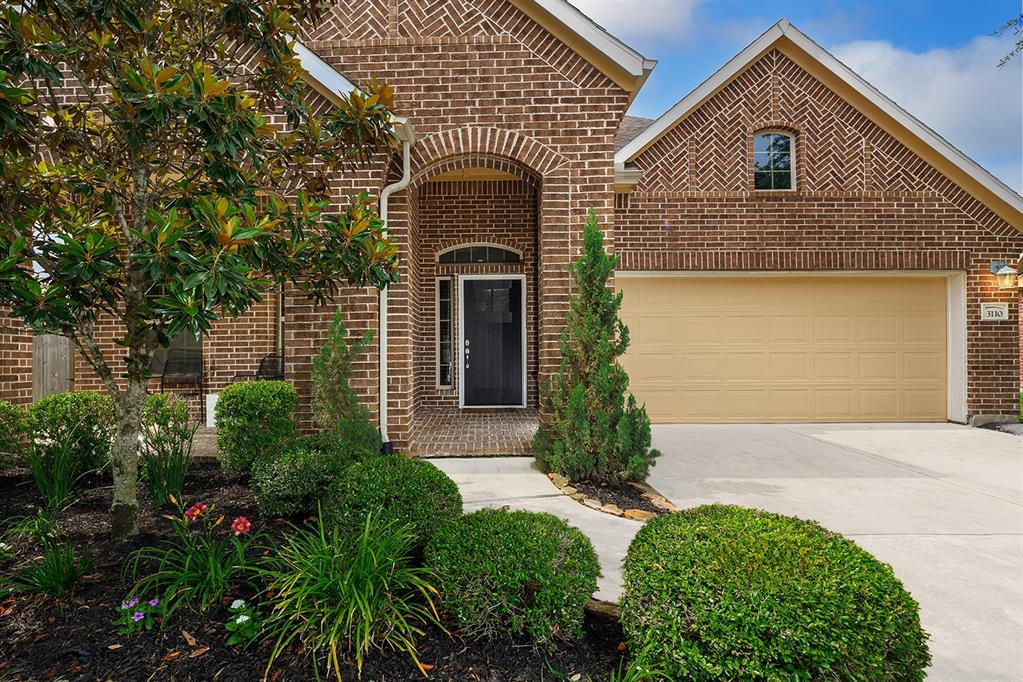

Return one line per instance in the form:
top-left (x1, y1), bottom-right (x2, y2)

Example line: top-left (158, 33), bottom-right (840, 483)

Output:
top-left (2, 3), bottom-right (1021, 454)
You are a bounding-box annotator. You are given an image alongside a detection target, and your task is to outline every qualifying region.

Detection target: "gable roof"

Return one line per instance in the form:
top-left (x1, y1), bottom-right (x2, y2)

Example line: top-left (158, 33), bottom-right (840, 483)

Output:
top-left (509, 0), bottom-right (656, 96)
top-left (615, 19), bottom-right (1023, 229)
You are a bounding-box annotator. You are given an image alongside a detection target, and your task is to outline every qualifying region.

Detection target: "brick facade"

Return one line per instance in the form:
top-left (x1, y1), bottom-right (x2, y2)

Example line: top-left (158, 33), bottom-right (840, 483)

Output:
top-left (616, 49), bottom-right (1023, 418)
top-left (4, 5), bottom-right (1021, 434)
top-left (0, 308), bottom-right (33, 406)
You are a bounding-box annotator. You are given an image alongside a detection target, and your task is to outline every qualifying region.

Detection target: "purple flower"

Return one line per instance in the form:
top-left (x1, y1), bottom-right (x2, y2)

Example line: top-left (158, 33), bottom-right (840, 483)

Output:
top-left (148, 598), bottom-right (160, 607)
top-left (131, 612), bottom-right (145, 622)
top-left (127, 597), bottom-right (139, 608)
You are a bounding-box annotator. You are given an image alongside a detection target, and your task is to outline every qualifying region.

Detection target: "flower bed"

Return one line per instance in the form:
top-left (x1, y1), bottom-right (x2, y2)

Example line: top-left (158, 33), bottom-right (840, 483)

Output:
top-left (546, 472), bottom-right (676, 521)
top-left (0, 462), bottom-right (626, 680)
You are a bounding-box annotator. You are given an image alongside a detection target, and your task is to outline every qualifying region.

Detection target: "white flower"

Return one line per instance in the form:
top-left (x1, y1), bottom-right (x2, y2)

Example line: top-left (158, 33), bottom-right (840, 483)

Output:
top-left (230, 599), bottom-right (245, 610)
top-left (0, 542), bottom-right (10, 550)
top-left (235, 614), bottom-right (250, 625)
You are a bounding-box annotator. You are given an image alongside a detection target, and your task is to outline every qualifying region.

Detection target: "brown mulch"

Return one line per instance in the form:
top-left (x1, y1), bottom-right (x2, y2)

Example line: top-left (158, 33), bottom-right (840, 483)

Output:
top-left (569, 480), bottom-right (667, 516)
top-left (0, 463), bottom-right (626, 681)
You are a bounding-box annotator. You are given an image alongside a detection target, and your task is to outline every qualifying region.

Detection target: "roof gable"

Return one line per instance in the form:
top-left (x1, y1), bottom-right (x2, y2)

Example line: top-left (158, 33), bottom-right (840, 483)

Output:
top-left (616, 20), bottom-right (1023, 228)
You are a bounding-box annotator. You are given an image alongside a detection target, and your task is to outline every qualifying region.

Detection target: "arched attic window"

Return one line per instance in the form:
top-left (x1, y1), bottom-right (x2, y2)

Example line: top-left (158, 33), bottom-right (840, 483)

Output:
top-left (753, 130), bottom-right (796, 190)
top-left (437, 244), bottom-right (522, 264)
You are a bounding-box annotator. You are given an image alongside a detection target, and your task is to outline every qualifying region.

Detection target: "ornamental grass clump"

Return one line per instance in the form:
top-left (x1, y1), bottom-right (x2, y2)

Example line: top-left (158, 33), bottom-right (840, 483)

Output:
top-left (128, 497), bottom-right (262, 618)
top-left (533, 209), bottom-right (659, 484)
top-left (424, 508), bottom-right (599, 646)
top-left (259, 513), bottom-right (440, 678)
top-left (140, 394), bottom-right (196, 506)
top-left (7, 540), bottom-right (92, 597)
top-left (620, 505), bottom-right (931, 681)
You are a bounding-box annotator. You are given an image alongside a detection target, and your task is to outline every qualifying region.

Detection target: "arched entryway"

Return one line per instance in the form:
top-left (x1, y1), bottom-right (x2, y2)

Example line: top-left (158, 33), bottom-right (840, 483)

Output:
top-left (407, 154), bottom-right (541, 456)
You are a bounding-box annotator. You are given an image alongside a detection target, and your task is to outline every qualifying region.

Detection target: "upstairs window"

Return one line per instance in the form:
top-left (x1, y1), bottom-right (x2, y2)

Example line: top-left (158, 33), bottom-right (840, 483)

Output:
top-left (438, 244), bottom-right (521, 264)
top-left (753, 131), bottom-right (795, 190)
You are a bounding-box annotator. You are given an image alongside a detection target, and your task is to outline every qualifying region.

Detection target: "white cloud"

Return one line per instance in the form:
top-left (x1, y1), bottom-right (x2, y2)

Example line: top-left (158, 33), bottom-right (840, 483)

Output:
top-left (832, 36), bottom-right (1022, 192)
top-left (568, 0), bottom-right (701, 40)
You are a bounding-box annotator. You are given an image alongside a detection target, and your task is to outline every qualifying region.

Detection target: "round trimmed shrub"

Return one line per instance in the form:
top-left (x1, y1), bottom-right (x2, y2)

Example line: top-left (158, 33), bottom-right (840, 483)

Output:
top-left (0, 399), bottom-right (27, 467)
top-left (324, 456), bottom-right (462, 545)
top-left (27, 391), bottom-right (114, 471)
top-left (425, 508), bottom-right (599, 646)
top-left (252, 437), bottom-right (377, 518)
top-left (621, 505), bottom-right (930, 681)
top-left (214, 380), bottom-right (297, 473)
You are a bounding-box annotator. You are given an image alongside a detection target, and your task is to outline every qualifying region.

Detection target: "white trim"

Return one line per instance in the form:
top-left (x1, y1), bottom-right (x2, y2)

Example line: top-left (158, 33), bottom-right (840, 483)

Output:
top-left (435, 277), bottom-right (454, 389)
top-left (753, 129), bottom-right (797, 191)
top-left (436, 243), bottom-right (523, 262)
top-left (528, 0), bottom-right (655, 78)
top-left (458, 274), bottom-right (528, 409)
top-left (615, 269), bottom-right (968, 423)
top-left (946, 272), bottom-right (968, 423)
top-left (614, 20), bottom-right (1023, 220)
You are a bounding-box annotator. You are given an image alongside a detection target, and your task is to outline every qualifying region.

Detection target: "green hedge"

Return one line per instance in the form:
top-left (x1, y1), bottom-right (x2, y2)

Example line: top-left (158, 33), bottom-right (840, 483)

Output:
top-left (324, 456), bottom-right (462, 546)
top-left (0, 399), bottom-right (27, 467)
top-left (213, 380), bottom-right (297, 473)
top-left (621, 505), bottom-right (930, 681)
top-left (252, 437), bottom-right (377, 518)
top-left (425, 508), bottom-right (599, 646)
top-left (27, 391), bottom-right (114, 472)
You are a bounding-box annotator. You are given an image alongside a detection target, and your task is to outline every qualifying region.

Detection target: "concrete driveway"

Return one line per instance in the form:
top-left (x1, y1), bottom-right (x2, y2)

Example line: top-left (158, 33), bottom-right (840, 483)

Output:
top-left (648, 423), bottom-right (1023, 682)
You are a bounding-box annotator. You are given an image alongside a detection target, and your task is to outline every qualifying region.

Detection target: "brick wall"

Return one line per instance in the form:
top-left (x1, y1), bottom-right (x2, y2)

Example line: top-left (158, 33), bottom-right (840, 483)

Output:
top-left (0, 307), bottom-right (33, 406)
top-left (617, 49), bottom-right (1023, 419)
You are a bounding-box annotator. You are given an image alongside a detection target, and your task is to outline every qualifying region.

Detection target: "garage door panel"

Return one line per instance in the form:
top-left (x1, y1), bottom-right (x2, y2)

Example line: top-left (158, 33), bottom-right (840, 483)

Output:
top-left (619, 276), bottom-right (947, 423)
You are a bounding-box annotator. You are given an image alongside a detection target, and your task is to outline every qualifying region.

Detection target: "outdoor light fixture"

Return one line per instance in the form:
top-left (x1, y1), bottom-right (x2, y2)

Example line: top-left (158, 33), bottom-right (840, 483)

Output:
top-left (990, 260), bottom-right (1022, 289)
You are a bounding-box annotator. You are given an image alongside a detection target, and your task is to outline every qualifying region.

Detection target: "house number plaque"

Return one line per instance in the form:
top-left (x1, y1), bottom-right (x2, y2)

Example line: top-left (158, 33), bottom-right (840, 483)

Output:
top-left (980, 302), bottom-right (1009, 321)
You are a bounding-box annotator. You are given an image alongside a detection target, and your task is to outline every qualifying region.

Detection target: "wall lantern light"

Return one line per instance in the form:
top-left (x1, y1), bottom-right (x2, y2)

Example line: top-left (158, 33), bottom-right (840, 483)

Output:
top-left (990, 260), bottom-right (1022, 290)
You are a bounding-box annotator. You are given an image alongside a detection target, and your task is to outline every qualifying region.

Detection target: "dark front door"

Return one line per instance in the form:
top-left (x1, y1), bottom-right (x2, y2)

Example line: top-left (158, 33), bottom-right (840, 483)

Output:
top-left (462, 278), bottom-right (523, 407)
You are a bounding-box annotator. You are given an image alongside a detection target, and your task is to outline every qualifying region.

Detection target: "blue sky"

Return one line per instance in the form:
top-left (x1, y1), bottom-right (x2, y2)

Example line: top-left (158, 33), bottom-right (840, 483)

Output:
top-left (571, 0), bottom-right (1023, 192)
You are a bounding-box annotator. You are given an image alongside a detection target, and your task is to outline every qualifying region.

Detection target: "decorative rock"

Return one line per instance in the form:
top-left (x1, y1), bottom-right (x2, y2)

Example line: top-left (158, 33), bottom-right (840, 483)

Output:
top-left (569, 492), bottom-right (585, 501)
top-left (647, 496), bottom-right (676, 512)
top-left (624, 509), bottom-right (657, 522)
top-left (583, 497), bottom-right (602, 510)
top-left (562, 486), bottom-right (577, 496)
top-left (550, 473), bottom-right (570, 488)
top-left (601, 504), bottom-right (624, 517)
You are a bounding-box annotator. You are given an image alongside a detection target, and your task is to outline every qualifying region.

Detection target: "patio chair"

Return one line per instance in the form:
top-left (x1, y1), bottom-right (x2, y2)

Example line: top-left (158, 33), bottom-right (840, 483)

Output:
top-left (159, 347), bottom-right (205, 421)
top-left (230, 354), bottom-right (285, 383)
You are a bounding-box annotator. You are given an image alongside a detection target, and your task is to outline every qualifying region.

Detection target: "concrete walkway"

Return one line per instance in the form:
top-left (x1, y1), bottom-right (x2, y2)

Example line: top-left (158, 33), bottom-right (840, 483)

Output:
top-left (428, 457), bottom-right (638, 602)
top-left (433, 423), bottom-right (1023, 681)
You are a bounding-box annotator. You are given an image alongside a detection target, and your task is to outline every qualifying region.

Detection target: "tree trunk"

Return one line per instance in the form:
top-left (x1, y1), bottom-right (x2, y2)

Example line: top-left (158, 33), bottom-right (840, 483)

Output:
top-left (109, 374), bottom-right (147, 539)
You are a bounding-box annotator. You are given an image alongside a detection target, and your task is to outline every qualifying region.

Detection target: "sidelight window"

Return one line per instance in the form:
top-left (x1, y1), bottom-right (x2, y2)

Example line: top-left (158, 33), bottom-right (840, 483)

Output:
top-left (436, 277), bottom-right (453, 388)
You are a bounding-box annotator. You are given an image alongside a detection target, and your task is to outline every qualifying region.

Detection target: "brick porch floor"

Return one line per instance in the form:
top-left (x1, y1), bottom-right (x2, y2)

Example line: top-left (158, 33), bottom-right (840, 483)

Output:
top-left (408, 407), bottom-right (539, 457)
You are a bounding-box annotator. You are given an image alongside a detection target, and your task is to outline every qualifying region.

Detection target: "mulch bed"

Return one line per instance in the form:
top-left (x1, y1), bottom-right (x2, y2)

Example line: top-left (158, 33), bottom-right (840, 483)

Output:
top-left (569, 480), bottom-right (667, 517)
top-left (0, 463), bottom-right (626, 681)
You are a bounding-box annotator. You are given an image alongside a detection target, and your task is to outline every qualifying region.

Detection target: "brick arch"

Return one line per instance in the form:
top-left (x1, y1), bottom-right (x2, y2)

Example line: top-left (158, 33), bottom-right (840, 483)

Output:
top-left (412, 153), bottom-right (540, 190)
top-left (409, 127), bottom-right (570, 181)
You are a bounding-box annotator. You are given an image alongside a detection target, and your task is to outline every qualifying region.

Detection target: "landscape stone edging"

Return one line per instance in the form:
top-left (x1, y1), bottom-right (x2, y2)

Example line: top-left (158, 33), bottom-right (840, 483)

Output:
top-left (545, 472), bottom-right (677, 522)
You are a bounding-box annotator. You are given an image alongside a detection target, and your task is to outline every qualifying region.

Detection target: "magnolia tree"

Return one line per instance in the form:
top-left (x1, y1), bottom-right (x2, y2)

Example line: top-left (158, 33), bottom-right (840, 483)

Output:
top-left (0, 0), bottom-right (400, 538)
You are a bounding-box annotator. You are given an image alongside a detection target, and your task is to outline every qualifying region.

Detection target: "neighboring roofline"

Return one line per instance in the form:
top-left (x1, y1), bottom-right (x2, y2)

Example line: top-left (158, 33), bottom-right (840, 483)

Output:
top-left (295, 42), bottom-right (415, 142)
top-left (509, 0), bottom-right (656, 97)
top-left (615, 19), bottom-right (1023, 228)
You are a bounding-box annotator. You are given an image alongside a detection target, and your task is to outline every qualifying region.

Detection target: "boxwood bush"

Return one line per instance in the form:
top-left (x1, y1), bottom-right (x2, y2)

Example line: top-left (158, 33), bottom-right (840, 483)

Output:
top-left (324, 456), bottom-right (462, 545)
top-left (425, 508), bottom-right (599, 646)
top-left (213, 380), bottom-right (297, 473)
top-left (27, 391), bottom-right (114, 472)
top-left (621, 505), bottom-right (930, 681)
top-left (0, 399), bottom-right (27, 467)
top-left (252, 436), bottom-right (377, 518)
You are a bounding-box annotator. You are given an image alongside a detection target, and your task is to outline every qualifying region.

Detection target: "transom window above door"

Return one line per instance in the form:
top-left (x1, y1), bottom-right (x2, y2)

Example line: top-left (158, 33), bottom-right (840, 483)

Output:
top-left (753, 131), bottom-right (795, 190)
top-left (437, 244), bottom-right (521, 264)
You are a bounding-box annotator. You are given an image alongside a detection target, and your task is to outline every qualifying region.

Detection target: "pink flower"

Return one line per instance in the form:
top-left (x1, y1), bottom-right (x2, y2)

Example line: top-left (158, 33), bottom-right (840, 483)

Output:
top-left (184, 502), bottom-right (208, 521)
top-left (230, 516), bottom-right (251, 536)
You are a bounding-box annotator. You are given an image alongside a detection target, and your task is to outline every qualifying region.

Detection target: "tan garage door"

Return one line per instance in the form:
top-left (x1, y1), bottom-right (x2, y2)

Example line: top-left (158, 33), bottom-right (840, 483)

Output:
top-left (619, 276), bottom-right (947, 423)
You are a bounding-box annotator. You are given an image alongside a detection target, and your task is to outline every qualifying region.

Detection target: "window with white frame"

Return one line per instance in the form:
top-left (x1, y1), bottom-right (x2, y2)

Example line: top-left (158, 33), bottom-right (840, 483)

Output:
top-left (436, 278), bottom-right (453, 388)
top-left (753, 131), bottom-right (795, 190)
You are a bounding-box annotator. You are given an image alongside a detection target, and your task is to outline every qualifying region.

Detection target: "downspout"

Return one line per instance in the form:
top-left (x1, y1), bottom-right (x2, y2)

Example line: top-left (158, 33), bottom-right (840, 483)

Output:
top-left (378, 124), bottom-right (414, 454)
